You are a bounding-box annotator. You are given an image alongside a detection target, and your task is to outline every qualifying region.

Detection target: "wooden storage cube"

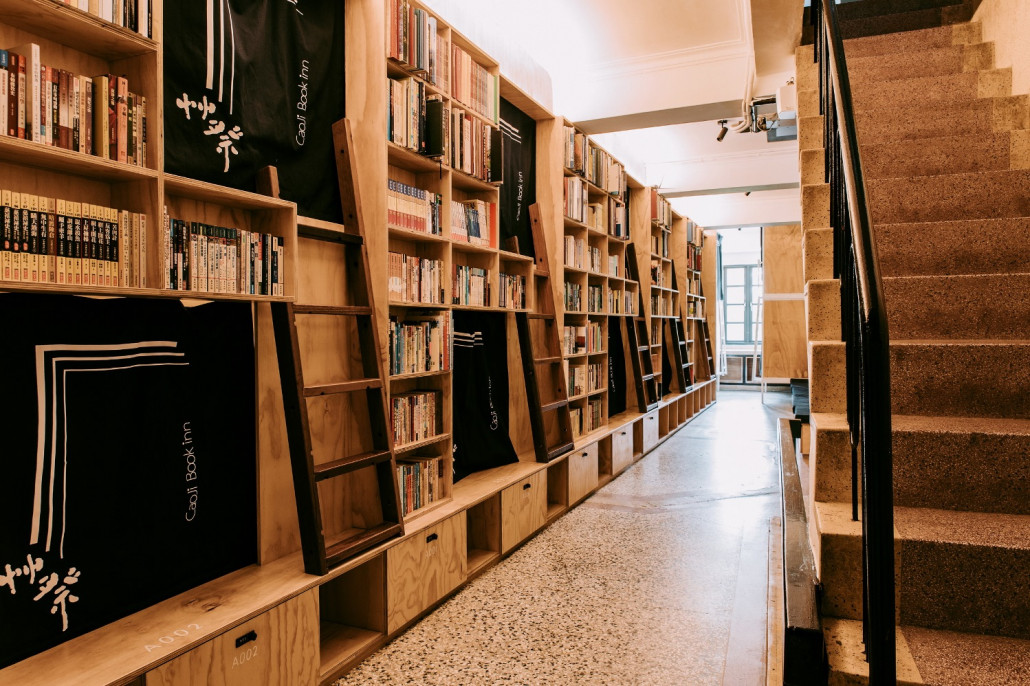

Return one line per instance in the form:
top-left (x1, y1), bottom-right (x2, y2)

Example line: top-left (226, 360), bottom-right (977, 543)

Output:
top-left (390, 378), bottom-right (452, 520)
top-left (500, 470), bottom-right (546, 553)
top-left (387, 511), bottom-right (467, 633)
top-left (633, 418), bottom-right (644, 460)
top-left (319, 555), bottom-right (387, 680)
top-left (451, 244), bottom-right (496, 308)
top-left (658, 404), bottom-right (671, 438)
top-left (611, 424), bottom-right (634, 474)
top-left (147, 590), bottom-right (319, 686)
top-left (568, 442), bottom-right (599, 505)
top-left (597, 435), bottom-right (613, 480)
top-left (498, 253), bottom-right (533, 311)
top-left (642, 409), bottom-right (660, 453)
top-left (467, 495), bottom-right (501, 576)
top-left (387, 235), bottom-right (449, 307)
top-left (546, 459), bottom-right (569, 521)
top-left (163, 177), bottom-right (297, 298)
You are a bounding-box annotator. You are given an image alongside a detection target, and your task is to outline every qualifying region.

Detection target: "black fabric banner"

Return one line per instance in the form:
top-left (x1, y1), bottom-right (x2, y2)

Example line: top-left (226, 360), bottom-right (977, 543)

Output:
top-left (164, 0), bottom-right (345, 221)
top-left (608, 317), bottom-right (627, 416)
top-left (499, 98), bottom-right (536, 258)
top-left (451, 312), bottom-right (518, 482)
top-left (0, 294), bottom-right (256, 668)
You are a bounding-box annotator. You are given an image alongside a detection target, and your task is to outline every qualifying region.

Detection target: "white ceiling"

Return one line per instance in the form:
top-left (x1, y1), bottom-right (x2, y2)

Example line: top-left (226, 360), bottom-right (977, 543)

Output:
top-left (425, 0), bottom-right (804, 228)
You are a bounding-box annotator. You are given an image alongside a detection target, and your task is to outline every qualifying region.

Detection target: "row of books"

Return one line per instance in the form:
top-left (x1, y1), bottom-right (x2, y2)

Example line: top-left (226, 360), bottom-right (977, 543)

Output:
top-left (563, 176), bottom-right (588, 223)
top-left (391, 389), bottom-right (439, 447)
top-left (451, 198), bottom-right (497, 247)
top-left (651, 232), bottom-right (669, 258)
top-left (451, 44), bottom-right (498, 124)
top-left (387, 76), bottom-right (442, 156)
top-left (607, 287), bottom-right (626, 315)
top-left (686, 243), bottom-right (703, 271)
top-left (162, 214), bottom-right (283, 295)
top-left (498, 272), bottom-right (525, 310)
top-left (562, 325), bottom-right (586, 356)
top-left (587, 284), bottom-right (603, 313)
top-left (388, 310), bottom-right (452, 376)
top-left (651, 293), bottom-right (670, 316)
top-left (388, 178), bottom-right (442, 236)
top-left (1, 191), bottom-right (146, 288)
top-left (397, 455), bottom-right (445, 516)
top-left (388, 251), bottom-right (444, 304)
top-left (562, 126), bottom-right (587, 174)
top-left (449, 106), bottom-right (497, 182)
top-left (564, 281), bottom-right (581, 312)
top-left (387, 0), bottom-right (449, 91)
top-left (650, 188), bottom-right (672, 227)
top-left (2, 46), bottom-right (147, 166)
top-left (563, 235), bottom-right (583, 270)
top-left (687, 221), bottom-right (704, 246)
top-left (687, 300), bottom-right (705, 318)
top-left (587, 362), bottom-right (604, 392)
top-left (585, 197), bottom-right (626, 239)
top-left (56, 0), bottom-right (153, 38)
top-left (567, 364), bottom-right (585, 396)
top-left (569, 397), bottom-right (604, 438)
top-left (452, 264), bottom-right (489, 306)
top-left (587, 245), bottom-right (602, 273)
top-left (586, 146), bottom-right (626, 200)
top-left (650, 260), bottom-right (667, 287)
top-left (684, 275), bottom-right (701, 297)
top-left (607, 255), bottom-right (620, 278)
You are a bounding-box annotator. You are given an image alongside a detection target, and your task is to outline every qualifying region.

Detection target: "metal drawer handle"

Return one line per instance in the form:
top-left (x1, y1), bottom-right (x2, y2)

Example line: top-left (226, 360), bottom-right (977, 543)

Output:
top-left (235, 630), bottom-right (257, 648)
top-left (523, 483), bottom-right (532, 490)
top-left (582, 452), bottom-right (588, 457)
top-left (426, 533), bottom-right (438, 543)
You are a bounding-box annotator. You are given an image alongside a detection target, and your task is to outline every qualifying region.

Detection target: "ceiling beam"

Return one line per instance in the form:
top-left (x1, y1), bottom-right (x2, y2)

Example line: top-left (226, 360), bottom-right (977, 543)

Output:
top-left (664, 182), bottom-right (799, 198)
top-left (576, 100), bottom-right (742, 135)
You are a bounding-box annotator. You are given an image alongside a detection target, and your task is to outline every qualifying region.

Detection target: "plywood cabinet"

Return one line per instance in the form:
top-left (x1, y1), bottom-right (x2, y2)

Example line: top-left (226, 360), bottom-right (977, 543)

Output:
top-left (146, 590), bottom-right (319, 686)
top-left (386, 512), bottom-right (467, 633)
top-left (568, 442), bottom-right (600, 505)
top-left (642, 410), bottom-right (660, 453)
top-left (611, 427), bottom-right (634, 474)
top-left (500, 471), bottom-right (547, 554)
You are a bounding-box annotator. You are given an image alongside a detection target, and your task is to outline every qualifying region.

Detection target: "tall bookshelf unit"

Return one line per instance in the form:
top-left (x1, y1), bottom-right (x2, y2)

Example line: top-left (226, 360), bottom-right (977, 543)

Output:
top-left (0, 1), bottom-right (717, 684)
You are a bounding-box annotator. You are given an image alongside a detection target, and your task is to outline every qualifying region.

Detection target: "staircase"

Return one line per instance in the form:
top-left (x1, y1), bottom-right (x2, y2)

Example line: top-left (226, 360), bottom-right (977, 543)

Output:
top-left (798, 5), bottom-right (1030, 684)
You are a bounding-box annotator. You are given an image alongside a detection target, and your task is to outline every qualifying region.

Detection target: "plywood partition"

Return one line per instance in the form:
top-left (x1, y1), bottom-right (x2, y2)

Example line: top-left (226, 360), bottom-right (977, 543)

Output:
top-left (762, 224), bottom-right (807, 380)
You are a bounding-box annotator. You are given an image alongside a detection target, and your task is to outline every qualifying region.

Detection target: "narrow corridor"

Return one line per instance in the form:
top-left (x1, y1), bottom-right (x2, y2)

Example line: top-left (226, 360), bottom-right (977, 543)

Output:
top-left (340, 390), bottom-right (793, 685)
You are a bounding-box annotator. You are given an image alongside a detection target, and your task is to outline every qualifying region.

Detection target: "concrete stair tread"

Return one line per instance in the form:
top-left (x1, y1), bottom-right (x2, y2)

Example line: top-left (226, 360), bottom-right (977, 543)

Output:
top-left (851, 68), bottom-right (1011, 112)
top-left (904, 625), bottom-right (1030, 685)
top-left (892, 413), bottom-right (1030, 436)
top-left (892, 338), bottom-right (1030, 346)
top-left (895, 506), bottom-right (1030, 549)
top-left (876, 218), bottom-right (1030, 277)
top-left (843, 23), bottom-right (979, 58)
top-left (824, 617), bottom-right (924, 685)
top-left (858, 131), bottom-right (1025, 179)
top-left (834, 5), bottom-right (975, 41)
top-left (847, 43), bottom-right (991, 84)
top-left (867, 169), bottom-right (1030, 223)
top-left (854, 95), bottom-right (1029, 142)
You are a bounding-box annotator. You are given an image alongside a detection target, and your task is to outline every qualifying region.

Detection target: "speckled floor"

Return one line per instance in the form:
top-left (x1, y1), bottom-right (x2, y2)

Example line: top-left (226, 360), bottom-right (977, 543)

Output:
top-left (337, 389), bottom-right (793, 686)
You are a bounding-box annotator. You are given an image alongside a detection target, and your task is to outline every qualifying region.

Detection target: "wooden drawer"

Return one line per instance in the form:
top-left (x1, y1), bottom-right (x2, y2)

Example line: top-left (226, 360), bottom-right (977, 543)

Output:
top-left (568, 442), bottom-right (599, 505)
top-left (611, 426), bottom-right (634, 474)
top-left (147, 590), bottom-right (319, 686)
top-left (500, 470), bottom-right (546, 554)
top-left (387, 512), bottom-right (467, 633)
top-left (642, 410), bottom-right (660, 453)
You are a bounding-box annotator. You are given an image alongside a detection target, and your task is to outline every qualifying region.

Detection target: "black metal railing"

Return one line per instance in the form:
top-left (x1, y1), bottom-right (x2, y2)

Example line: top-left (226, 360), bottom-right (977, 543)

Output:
top-left (811, 0), bottom-right (896, 682)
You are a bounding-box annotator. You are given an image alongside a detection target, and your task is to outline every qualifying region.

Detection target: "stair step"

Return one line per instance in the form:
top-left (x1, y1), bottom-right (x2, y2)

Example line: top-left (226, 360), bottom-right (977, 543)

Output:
top-left (855, 95), bottom-right (1030, 144)
top-left (851, 69), bottom-right (1011, 112)
top-left (890, 339), bottom-right (1030, 419)
top-left (877, 218), bottom-right (1030, 277)
top-left (823, 617), bottom-right (924, 686)
top-left (834, 0), bottom-right (967, 22)
top-left (847, 41), bottom-right (993, 84)
top-left (895, 506), bottom-right (1030, 638)
top-left (884, 273), bottom-right (1030, 339)
top-left (860, 131), bottom-right (1022, 179)
top-left (904, 625), bottom-right (1030, 685)
top-left (868, 169), bottom-right (1030, 224)
top-left (830, 3), bottom-right (975, 41)
top-left (842, 22), bottom-right (979, 58)
top-left (314, 449), bottom-right (393, 481)
top-left (893, 414), bottom-right (1030, 515)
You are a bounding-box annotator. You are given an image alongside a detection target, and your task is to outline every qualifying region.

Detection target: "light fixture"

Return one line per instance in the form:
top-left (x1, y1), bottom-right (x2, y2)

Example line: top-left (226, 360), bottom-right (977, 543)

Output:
top-left (744, 191), bottom-right (751, 197)
top-left (716, 120), bottom-right (728, 142)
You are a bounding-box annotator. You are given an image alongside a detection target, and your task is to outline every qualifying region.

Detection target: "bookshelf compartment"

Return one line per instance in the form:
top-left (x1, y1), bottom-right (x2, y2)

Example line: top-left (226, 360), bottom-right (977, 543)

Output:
top-left (658, 404), bottom-right (671, 438)
top-left (466, 494), bottom-right (501, 576)
top-left (451, 247), bottom-right (494, 308)
top-left (146, 590), bottom-right (319, 686)
top-left (611, 425), bottom-right (634, 475)
top-left (319, 556), bottom-right (386, 680)
top-left (568, 442), bottom-right (599, 506)
top-left (0, 0), bottom-right (158, 61)
top-left (387, 235), bottom-right (448, 306)
top-left (387, 511), bottom-right (467, 633)
top-left (500, 471), bottom-right (546, 554)
top-left (545, 459), bottom-right (569, 522)
top-left (597, 435), bottom-right (613, 483)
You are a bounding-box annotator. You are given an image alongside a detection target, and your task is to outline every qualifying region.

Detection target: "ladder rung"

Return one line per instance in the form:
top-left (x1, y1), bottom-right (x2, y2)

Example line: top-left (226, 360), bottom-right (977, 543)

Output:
top-left (641, 373), bottom-right (655, 381)
top-left (314, 450), bottom-right (393, 481)
top-left (540, 399), bottom-right (569, 413)
top-left (546, 442), bottom-right (575, 461)
top-left (534, 356), bottom-right (562, 364)
top-left (637, 345), bottom-right (648, 352)
top-left (298, 219), bottom-right (363, 246)
top-left (293, 305), bottom-right (373, 316)
top-left (325, 522), bottom-right (404, 566)
top-left (304, 378), bottom-right (383, 397)
top-left (526, 313), bottom-right (552, 320)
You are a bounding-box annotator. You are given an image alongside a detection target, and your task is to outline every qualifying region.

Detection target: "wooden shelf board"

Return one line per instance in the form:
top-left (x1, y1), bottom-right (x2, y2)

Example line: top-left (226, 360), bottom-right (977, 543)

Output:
top-left (395, 433), bottom-right (450, 454)
top-left (451, 239), bottom-right (496, 255)
top-left (563, 352), bottom-right (587, 360)
top-left (386, 59), bottom-right (448, 99)
top-left (587, 350), bottom-right (607, 356)
top-left (498, 249), bottom-right (534, 263)
top-left (499, 75), bottom-right (552, 122)
top-left (451, 304), bottom-right (514, 312)
top-left (386, 141), bottom-right (446, 173)
top-left (388, 300), bottom-right (448, 309)
top-left (564, 310), bottom-right (588, 317)
top-left (546, 502), bottom-right (567, 522)
top-left (572, 423), bottom-right (613, 450)
top-left (563, 216), bottom-right (592, 232)
top-left (164, 174), bottom-right (295, 210)
top-left (587, 387), bottom-right (607, 397)
top-left (388, 227), bottom-right (448, 244)
top-left (467, 548), bottom-right (500, 576)
top-left (586, 271), bottom-right (607, 281)
top-left (0, 135), bottom-right (158, 182)
top-left (0, 0), bottom-right (158, 60)
top-left (319, 623), bottom-right (383, 679)
top-left (450, 167), bottom-right (498, 192)
top-left (389, 369), bottom-right (450, 382)
top-left (0, 281), bottom-right (293, 302)
top-left (402, 496), bottom-right (452, 524)
top-left (562, 263), bottom-right (588, 276)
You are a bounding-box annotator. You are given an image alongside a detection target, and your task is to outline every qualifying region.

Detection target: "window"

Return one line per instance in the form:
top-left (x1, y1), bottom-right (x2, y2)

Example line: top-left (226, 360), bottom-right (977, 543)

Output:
top-left (722, 264), bottom-right (763, 345)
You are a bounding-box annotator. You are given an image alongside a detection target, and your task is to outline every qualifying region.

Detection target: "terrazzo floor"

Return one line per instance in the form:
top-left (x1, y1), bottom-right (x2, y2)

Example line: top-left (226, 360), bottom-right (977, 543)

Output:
top-left (337, 389), bottom-right (793, 686)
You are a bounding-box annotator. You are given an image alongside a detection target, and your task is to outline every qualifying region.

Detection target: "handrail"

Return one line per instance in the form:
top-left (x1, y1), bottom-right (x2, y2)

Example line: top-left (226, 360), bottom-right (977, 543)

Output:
top-left (811, 1), bottom-right (896, 683)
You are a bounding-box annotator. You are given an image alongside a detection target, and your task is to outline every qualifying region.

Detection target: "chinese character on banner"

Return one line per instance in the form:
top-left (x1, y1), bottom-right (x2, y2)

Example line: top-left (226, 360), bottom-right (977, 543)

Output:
top-left (176, 94), bottom-right (245, 174)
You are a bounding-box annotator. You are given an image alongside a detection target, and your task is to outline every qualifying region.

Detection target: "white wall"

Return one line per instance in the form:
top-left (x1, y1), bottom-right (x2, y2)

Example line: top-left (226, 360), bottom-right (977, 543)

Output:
top-left (975, 0), bottom-right (1030, 95)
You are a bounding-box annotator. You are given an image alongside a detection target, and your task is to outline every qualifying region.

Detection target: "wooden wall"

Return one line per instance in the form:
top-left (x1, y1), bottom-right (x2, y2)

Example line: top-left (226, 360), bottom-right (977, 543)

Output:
top-left (762, 224), bottom-right (807, 380)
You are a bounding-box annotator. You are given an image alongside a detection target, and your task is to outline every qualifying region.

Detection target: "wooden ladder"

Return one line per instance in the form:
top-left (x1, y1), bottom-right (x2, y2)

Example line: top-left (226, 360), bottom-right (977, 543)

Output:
top-left (665, 261), bottom-right (692, 392)
top-left (515, 204), bottom-right (576, 462)
top-left (625, 243), bottom-right (660, 411)
top-left (268, 119), bottom-right (403, 575)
